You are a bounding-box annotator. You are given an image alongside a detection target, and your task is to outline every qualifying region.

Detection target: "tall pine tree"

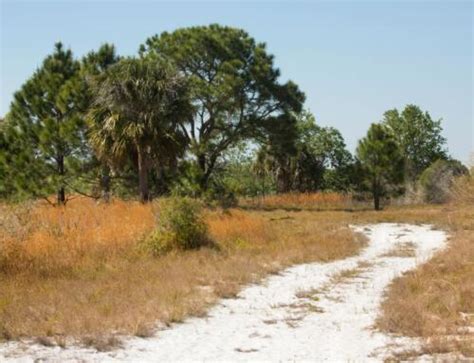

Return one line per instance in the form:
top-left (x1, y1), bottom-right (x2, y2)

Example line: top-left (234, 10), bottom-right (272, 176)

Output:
top-left (356, 123), bottom-right (404, 210)
top-left (140, 25), bottom-right (305, 191)
top-left (2, 43), bottom-right (86, 205)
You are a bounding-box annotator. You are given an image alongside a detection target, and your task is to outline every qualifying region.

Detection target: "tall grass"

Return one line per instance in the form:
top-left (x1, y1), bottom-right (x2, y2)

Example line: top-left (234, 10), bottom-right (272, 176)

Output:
top-left (207, 209), bottom-right (273, 247)
top-left (240, 192), bottom-right (357, 210)
top-left (0, 196), bottom-right (364, 343)
top-left (0, 198), bottom-right (155, 276)
top-left (1, 185), bottom-right (472, 357)
top-left (375, 175), bottom-right (474, 358)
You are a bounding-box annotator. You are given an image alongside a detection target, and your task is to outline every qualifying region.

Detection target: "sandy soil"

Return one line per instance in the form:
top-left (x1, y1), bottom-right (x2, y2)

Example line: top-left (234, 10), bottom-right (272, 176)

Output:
top-left (0, 223), bottom-right (447, 362)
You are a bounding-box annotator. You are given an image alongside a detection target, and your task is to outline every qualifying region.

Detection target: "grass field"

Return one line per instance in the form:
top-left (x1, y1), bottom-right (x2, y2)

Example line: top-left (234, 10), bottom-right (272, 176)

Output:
top-left (0, 184), bottom-right (472, 356)
top-left (0, 195), bottom-right (365, 348)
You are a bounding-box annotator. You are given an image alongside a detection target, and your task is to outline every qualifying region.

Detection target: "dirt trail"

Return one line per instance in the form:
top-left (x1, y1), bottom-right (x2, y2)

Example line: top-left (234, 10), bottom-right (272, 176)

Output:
top-left (0, 223), bottom-right (447, 362)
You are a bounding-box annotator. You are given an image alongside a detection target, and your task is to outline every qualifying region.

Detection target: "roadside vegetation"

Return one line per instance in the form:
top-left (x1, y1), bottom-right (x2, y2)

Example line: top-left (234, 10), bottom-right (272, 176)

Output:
top-left (0, 194), bottom-right (366, 347)
top-left (1, 179), bottom-right (472, 356)
top-left (375, 175), bottom-right (474, 358)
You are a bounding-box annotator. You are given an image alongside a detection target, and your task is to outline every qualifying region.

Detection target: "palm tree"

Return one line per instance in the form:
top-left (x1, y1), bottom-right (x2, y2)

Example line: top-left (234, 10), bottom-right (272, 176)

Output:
top-left (88, 57), bottom-right (191, 202)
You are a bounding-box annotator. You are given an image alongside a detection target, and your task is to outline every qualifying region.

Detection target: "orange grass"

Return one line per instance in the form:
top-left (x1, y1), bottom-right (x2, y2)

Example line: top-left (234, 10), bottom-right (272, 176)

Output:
top-left (207, 209), bottom-right (273, 246)
top-left (0, 198), bottom-right (155, 276)
top-left (240, 192), bottom-right (359, 211)
top-left (2, 186), bottom-right (471, 357)
top-left (0, 197), bottom-right (365, 344)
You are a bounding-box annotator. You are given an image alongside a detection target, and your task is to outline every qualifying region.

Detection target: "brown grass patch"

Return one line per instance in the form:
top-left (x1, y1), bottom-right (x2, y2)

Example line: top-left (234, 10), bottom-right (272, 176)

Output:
top-left (0, 197), bottom-right (365, 343)
top-left (240, 192), bottom-right (359, 211)
top-left (0, 198), bottom-right (155, 276)
top-left (381, 242), bottom-right (417, 258)
top-left (330, 267), bottom-right (363, 284)
top-left (450, 173), bottom-right (474, 205)
top-left (376, 220), bottom-right (474, 355)
top-left (1, 183), bottom-right (472, 357)
top-left (295, 288), bottom-right (321, 301)
top-left (372, 178), bottom-right (474, 357)
top-left (294, 260), bottom-right (374, 305)
top-left (262, 319), bottom-right (278, 325)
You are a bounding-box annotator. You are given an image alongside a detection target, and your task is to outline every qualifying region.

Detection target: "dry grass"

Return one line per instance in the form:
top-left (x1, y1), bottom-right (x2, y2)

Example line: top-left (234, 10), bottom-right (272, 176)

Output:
top-left (295, 288), bottom-right (322, 301)
top-left (1, 178), bottom-right (472, 357)
top-left (240, 192), bottom-right (359, 211)
top-left (293, 260), bottom-right (374, 306)
top-left (376, 216), bottom-right (474, 357)
top-left (381, 242), bottom-right (417, 258)
top-left (373, 176), bottom-right (474, 357)
top-left (450, 173), bottom-right (474, 205)
top-left (0, 197), bottom-right (365, 344)
top-left (329, 266), bottom-right (365, 284)
top-left (0, 199), bottom-right (155, 276)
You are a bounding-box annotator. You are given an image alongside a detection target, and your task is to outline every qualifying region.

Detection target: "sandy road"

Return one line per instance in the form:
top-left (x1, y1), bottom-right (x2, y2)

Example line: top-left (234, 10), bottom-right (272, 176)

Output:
top-left (0, 223), bottom-right (447, 362)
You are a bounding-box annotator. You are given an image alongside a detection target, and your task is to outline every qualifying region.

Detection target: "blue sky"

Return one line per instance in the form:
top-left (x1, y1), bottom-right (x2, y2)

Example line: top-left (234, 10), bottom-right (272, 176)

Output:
top-left (1, 0), bottom-right (472, 162)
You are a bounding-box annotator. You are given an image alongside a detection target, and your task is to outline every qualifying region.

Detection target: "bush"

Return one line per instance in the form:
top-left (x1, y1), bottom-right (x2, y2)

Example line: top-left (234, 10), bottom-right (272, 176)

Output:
top-left (203, 182), bottom-right (238, 209)
top-left (143, 197), bottom-right (211, 255)
top-left (450, 171), bottom-right (474, 205)
top-left (419, 159), bottom-right (468, 204)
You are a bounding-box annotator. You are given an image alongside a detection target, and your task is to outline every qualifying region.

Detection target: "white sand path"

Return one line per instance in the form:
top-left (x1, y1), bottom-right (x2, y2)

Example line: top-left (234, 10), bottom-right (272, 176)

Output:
top-left (0, 223), bottom-right (447, 362)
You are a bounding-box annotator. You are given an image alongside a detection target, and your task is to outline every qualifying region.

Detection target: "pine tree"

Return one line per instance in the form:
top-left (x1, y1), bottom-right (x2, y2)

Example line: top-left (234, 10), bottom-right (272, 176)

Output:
top-left (2, 43), bottom-right (86, 205)
top-left (140, 25), bottom-right (305, 191)
top-left (356, 123), bottom-right (404, 210)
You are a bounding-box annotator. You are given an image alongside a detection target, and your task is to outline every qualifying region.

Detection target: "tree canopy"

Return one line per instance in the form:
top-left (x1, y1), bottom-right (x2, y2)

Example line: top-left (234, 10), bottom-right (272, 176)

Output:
top-left (0, 27), bottom-right (459, 206)
top-left (382, 104), bottom-right (447, 182)
top-left (140, 24), bottom-right (305, 190)
top-left (356, 123), bottom-right (404, 210)
top-left (255, 111), bottom-right (353, 193)
top-left (2, 43), bottom-right (86, 204)
top-left (88, 56), bottom-right (192, 202)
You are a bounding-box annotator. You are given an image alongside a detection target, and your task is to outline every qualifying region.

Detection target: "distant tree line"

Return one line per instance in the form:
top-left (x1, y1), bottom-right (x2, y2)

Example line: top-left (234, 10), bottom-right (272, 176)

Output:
top-left (0, 24), bottom-right (466, 209)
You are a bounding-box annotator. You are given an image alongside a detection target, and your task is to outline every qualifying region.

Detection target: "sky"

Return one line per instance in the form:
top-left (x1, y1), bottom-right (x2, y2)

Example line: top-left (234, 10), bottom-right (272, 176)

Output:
top-left (1, 0), bottom-right (472, 163)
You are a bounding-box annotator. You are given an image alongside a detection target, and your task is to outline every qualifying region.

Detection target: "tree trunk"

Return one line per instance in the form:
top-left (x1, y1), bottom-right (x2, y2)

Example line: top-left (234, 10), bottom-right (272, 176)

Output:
top-left (100, 165), bottom-right (111, 203)
top-left (373, 178), bottom-right (381, 211)
top-left (276, 162), bottom-right (292, 193)
top-left (374, 192), bottom-right (380, 211)
top-left (57, 155), bottom-right (66, 205)
top-left (197, 153), bottom-right (210, 191)
top-left (57, 187), bottom-right (66, 205)
top-left (137, 145), bottom-right (150, 203)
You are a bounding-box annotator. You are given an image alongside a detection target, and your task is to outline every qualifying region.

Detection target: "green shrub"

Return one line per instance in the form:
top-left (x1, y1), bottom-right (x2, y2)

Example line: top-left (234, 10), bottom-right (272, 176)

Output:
top-left (419, 159), bottom-right (468, 204)
top-left (143, 197), bottom-right (211, 255)
top-left (203, 182), bottom-right (238, 209)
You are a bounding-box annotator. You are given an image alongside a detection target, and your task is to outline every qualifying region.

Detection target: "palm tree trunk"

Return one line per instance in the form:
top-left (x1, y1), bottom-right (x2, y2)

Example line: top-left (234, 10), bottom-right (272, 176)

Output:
top-left (100, 165), bottom-right (111, 203)
top-left (137, 145), bottom-right (149, 203)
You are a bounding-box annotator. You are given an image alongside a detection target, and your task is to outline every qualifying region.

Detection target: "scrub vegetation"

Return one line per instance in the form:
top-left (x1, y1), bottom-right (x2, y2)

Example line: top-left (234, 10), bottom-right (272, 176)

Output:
top-left (0, 196), bottom-right (365, 345)
top-left (0, 24), bottom-right (472, 358)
